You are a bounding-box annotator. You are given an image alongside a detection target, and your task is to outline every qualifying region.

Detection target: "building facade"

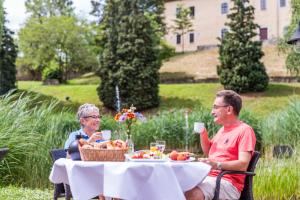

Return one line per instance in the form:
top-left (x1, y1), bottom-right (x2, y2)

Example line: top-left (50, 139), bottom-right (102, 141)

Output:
top-left (164, 0), bottom-right (291, 52)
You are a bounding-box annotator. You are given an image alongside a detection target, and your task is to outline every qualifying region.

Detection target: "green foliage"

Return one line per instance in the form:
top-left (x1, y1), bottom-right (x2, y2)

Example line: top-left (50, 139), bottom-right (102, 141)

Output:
top-left (217, 0), bottom-right (269, 92)
top-left (171, 4), bottom-right (193, 53)
top-left (97, 0), bottom-right (162, 110)
top-left (279, 0), bottom-right (300, 77)
top-left (0, 186), bottom-right (51, 200)
top-left (158, 40), bottom-right (176, 61)
top-left (0, 92), bottom-right (78, 187)
top-left (254, 155), bottom-right (300, 199)
top-left (0, 19), bottom-right (18, 95)
top-left (18, 16), bottom-right (98, 82)
top-left (41, 60), bottom-right (63, 82)
top-left (25, 0), bottom-right (74, 19)
top-left (0, 0), bottom-right (3, 45)
top-left (262, 98), bottom-right (300, 146)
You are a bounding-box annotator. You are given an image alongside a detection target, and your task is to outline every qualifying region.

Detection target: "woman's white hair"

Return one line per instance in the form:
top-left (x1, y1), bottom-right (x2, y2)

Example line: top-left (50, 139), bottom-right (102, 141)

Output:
top-left (77, 103), bottom-right (99, 121)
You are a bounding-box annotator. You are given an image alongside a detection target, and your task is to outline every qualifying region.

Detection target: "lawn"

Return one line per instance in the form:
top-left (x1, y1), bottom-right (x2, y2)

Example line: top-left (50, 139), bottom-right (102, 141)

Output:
top-left (18, 81), bottom-right (300, 117)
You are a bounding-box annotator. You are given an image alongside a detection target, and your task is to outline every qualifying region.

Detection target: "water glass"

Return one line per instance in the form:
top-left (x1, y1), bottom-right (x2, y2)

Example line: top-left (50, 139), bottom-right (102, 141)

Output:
top-left (150, 142), bottom-right (157, 152)
top-left (156, 140), bottom-right (166, 153)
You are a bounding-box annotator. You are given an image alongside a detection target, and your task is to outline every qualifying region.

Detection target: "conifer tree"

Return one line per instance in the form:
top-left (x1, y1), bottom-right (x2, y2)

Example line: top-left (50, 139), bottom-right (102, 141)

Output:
top-left (97, 0), bottom-right (162, 110)
top-left (217, 0), bottom-right (268, 92)
top-left (0, 11), bottom-right (18, 95)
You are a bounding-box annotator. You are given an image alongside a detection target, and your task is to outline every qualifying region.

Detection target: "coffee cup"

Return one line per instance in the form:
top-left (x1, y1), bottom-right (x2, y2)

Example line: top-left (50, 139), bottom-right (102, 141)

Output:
top-left (194, 122), bottom-right (205, 134)
top-left (101, 130), bottom-right (112, 140)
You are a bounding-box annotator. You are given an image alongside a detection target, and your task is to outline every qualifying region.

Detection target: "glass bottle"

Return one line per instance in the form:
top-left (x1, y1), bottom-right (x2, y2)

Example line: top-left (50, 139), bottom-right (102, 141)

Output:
top-left (126, 134), bottom-right (134, 154)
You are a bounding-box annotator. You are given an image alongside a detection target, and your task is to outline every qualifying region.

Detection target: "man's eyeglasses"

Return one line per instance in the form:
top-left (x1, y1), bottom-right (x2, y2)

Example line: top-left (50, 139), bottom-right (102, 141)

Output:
top-left (212, 104), bottom-right (229, 110)
top-left (83, 115), bottom-right (101, 119)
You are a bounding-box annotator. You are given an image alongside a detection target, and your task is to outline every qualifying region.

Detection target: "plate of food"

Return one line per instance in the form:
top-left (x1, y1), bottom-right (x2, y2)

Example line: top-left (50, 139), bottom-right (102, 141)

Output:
top-left (168, 157), bottom-right (196, 163)
top-left (125, 151), bottom-right (167, 162)
top-left (168, 150), bottom-right (196, 162)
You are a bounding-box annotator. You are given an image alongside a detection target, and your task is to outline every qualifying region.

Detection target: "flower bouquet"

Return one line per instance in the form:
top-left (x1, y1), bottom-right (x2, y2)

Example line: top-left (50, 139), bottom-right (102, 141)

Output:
top-left (114, 105), bottom-right (145, 153)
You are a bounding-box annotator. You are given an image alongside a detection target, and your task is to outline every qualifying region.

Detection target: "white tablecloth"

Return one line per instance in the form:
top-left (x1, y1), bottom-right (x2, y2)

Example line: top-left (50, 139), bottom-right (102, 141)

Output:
top-left (49, 158), bottom-right (211, 200)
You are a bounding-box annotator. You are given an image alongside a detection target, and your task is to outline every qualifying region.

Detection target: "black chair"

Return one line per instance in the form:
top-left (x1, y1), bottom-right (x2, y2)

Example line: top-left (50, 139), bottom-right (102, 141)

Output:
top-left (49, 149), bottom-right (73, 200)
top-left (0, 148), bottom-right (9, 161)
top-left (213, 151), bottom-right (260, 200)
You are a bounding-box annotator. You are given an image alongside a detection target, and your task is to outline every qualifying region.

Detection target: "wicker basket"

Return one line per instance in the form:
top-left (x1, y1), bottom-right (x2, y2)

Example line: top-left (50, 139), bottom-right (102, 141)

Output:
top-left (79, 146), bottom-right (128, 162)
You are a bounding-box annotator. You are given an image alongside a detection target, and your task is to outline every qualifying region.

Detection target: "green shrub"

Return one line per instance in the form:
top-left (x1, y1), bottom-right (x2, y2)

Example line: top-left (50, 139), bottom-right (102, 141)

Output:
top-left (158, 40), bottom-right (175, 61)
top-left (42, 62), bottom-right (63, 83)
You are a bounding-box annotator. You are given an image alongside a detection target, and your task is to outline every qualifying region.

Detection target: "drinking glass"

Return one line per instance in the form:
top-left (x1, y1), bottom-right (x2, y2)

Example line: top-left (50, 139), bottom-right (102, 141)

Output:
top-left (156, 140), bottom-right (166, 153)
top-left (150, 142), bottom-right (157, 152)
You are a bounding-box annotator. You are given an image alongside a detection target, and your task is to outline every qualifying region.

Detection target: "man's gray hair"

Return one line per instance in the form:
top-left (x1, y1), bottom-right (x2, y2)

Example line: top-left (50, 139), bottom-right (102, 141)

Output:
top-left (77, 103), bottom-right (99, 121)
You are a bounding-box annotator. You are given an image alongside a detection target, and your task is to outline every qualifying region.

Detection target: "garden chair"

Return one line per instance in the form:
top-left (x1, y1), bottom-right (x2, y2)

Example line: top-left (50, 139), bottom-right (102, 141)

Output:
top-left (212, 151), bottom-right (260, 200)
top-left (0, 147), bottom-right (9, 161)
top-left (49, 149), bottom-right (73, 200)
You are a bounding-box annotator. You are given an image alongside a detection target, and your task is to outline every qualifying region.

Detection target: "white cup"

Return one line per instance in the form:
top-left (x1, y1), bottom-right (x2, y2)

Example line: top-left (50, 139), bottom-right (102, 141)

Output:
top-left (194, 122), bottom-right (205, 134)
top-left (101, 130), bottom-right (112, 140)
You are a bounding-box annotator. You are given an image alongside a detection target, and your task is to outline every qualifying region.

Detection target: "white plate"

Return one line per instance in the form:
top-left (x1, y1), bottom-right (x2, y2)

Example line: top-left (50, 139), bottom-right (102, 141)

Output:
top-left (125, 154), bottom-right (167, 162)
top-left (168, 157), bottom-right (196, 163)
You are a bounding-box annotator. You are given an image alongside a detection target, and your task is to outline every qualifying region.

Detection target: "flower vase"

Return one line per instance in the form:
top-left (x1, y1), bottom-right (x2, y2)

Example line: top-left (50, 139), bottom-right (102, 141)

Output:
top-left (126, 133), bottom-right (134, 154)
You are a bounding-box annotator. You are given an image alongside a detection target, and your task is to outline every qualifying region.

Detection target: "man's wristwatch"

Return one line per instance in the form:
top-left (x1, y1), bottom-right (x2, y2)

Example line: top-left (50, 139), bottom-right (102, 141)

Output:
top-left (216, 162), bottom-right (222, 170)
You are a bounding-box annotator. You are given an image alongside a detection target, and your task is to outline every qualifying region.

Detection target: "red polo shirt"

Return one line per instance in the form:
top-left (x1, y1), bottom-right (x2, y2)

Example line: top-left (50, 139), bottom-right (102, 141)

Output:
top-left (208, 121), bottom-right (256, 192)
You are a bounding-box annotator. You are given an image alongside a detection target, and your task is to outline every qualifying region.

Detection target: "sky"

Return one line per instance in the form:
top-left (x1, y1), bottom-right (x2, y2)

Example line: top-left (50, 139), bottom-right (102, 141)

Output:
top-left (3, 0), bottom-right (93, 33)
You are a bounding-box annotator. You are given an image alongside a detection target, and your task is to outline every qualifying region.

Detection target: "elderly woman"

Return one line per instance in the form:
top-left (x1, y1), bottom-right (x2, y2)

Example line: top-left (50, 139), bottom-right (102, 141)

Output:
top-left (64, 103), bottom-right (103, 150)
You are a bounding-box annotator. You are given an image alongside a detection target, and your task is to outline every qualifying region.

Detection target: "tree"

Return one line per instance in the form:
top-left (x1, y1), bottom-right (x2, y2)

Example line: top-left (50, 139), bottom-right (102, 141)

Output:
top-left (0, 11), bottom-right (18, 95)
top-left (25, 0), bottom-right (74, 19)
top-left (278, 0), bottom-right (300, 77)
top-left (217, 0), bottom-right (268, 92)
top-left (97, 0), bottom-right (162, 110)
top-left (18, 16), bottom-right (98, 82)
top-left (171, 4), bottom-right (193, 53)
top-left (0, 0), bottom-right (3, 44)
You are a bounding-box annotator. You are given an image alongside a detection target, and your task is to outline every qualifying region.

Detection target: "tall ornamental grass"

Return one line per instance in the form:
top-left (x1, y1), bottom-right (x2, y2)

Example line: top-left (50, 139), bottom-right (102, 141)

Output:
top-left (0, 92), bottom-right (78, 187)
top-left (129, 107), bottom-right (262, 152)
top-left (262, 98), bottom-right (300, 146)
top-left (254, 146), bottom-right (300, 199)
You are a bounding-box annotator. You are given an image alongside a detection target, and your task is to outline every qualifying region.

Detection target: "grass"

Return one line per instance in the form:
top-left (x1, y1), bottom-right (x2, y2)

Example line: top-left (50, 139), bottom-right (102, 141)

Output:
top-left (0, 186), bottom-right (51, 200)
top-left (18, 81), bottom-right (300, 117)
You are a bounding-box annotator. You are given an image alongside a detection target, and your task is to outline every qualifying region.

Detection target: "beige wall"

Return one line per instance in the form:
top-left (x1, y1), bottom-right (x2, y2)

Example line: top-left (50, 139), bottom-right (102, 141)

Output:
top-left (164, 0), bottom-right (291, 52)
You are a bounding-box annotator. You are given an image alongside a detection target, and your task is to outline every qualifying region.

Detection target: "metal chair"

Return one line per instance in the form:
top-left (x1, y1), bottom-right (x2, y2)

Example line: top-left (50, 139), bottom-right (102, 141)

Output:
top-left (0, 148), bottom-right (9, 161)
top-left (213, 151), bottom-right (260, 200)
top-left (49, 149), bottom-right (72, 200)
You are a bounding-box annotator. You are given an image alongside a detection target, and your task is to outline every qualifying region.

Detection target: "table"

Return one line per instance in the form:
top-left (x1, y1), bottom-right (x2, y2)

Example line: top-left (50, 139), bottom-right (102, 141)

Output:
top-left (49, 158), bottom-right (211, 200)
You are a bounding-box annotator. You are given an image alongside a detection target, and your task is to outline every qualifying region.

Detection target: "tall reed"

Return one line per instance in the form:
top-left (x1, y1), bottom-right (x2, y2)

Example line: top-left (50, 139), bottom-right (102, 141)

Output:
top-left (0, 92), bottom-right (78, 187)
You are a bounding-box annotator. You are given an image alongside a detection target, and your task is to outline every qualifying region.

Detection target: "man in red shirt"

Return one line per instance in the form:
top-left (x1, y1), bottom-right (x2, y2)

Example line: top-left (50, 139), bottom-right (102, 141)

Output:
top-left (185, 90), bottom-right (256, 200)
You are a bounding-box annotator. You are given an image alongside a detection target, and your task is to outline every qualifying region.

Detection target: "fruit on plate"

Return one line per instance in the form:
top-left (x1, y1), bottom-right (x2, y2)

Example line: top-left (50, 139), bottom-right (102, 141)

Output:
top-left (177, 153), bottom-right (188, 161)
top-left (169, 150), bottom-right (178, 160)
top-left (169, 150), bottom-right (192, 161)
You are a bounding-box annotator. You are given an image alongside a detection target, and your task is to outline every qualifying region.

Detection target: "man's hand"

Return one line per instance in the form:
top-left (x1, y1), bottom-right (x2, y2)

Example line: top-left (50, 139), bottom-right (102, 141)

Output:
top-left (198, 158), bottom-right (218, 169)
top-left (198, 151), bottom-right (252, 171)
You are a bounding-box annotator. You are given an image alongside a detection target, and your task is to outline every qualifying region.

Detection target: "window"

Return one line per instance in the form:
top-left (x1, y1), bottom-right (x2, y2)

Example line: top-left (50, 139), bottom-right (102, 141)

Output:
top-left (260, 0), bottom-right (266, 10)
top-left (221, 3), bottom-right (228, 14)
top-left (189, 33), bottom-right (194, 43)
top-left (176, 7), bottom-right (181, 18)
top-left (280, 0), bottom-right (286, 7)
top-left (259, 28), bottom-right (268, 40)
top-left (221, 28), bottom-right (228, 39)
top-left (189, 6), bottom-right (195, 17)
top-left (176, 34), bottom-right (181, 44)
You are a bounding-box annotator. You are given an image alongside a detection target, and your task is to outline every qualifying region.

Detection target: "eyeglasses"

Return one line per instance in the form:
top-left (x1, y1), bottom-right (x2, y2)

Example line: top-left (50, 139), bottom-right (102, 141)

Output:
top-left (83, 115), bottom-right (101, 119)
top-left (212, 104), bottom-right (229, 110)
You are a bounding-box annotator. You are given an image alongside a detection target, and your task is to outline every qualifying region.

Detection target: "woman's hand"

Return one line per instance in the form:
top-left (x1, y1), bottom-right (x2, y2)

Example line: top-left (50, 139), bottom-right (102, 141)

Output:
top-left (88, 132), bottom-right (102, 143)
